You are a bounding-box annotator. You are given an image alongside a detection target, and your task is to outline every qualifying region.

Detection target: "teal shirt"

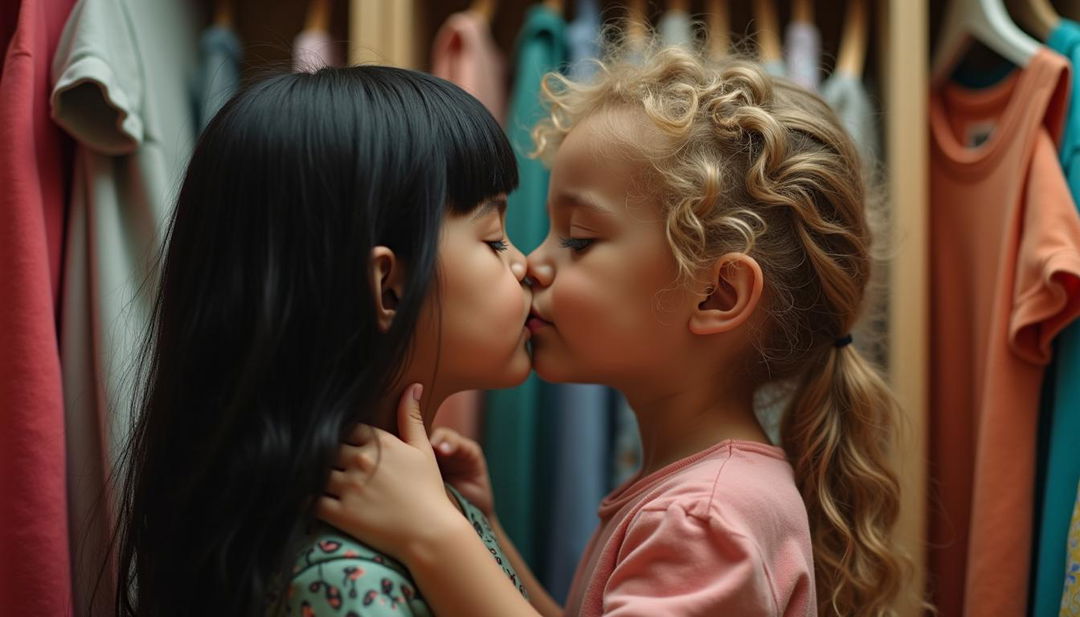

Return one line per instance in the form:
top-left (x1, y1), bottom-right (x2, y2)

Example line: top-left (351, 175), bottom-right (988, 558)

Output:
top-left (1036, 19), bottom-right (1080, 617)
top-left (485, 4), bottom-right (566, 570)
top-left (284, 487), bottom-right (526, 616)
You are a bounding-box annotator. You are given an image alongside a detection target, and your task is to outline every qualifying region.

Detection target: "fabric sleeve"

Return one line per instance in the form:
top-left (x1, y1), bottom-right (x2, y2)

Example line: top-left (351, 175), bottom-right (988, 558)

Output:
top-left (1010, 130), bottom-right (1080, 364)
top-left (287, 557), bottom-right (432, 617)
top-left (49, 0), bottom-right (142, 154)
top-left (600, 505), bottom-right (779, 617)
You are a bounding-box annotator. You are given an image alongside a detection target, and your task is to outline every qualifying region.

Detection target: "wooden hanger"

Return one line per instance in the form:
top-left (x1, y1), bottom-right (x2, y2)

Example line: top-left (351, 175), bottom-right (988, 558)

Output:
top-left (1007, 0), bottom-right (1060, 41)
top-left (792, 0), bottom-right (814, 24)
top-left (304, 0), bottom-right (331, 33)
top-left (213, 0), bottom-right (234, 28)
top-left (626, 0), bottom-right (648, 44)
top-left (835, 0), bottom-right (867, 76)
top-left (1061, 0), bottom-right (1080, 21)
top-left (470, 0), bottom-right (497, 23)
top-left (752, 0), bottom-right (782, 62)
top-left (932, 0), bottom-right (1040, 83)
top-left (543, 0), bottom-right (564, 16)
top-left (707, 0), bottom-right (731, 59)
top-left (667, 0), bottom-right (690, 12)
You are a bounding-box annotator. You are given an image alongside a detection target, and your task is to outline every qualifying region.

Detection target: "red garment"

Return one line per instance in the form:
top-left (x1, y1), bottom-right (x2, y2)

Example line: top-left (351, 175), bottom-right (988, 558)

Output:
top-left (928, 49), bottom-right (1080, 617)
top-left (0, 0), bottom-right (76, 615)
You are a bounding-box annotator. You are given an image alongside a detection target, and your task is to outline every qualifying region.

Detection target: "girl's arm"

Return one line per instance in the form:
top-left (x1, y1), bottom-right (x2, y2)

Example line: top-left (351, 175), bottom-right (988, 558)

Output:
top-left (317, 385), bottom-right (561, 617)
top-left (427, 427), bottom-right (562, 616)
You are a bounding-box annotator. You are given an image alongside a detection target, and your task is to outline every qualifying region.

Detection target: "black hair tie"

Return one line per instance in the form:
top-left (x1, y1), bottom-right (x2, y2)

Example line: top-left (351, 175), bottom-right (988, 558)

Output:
top-left (834, 334), bottom-right (853, 348)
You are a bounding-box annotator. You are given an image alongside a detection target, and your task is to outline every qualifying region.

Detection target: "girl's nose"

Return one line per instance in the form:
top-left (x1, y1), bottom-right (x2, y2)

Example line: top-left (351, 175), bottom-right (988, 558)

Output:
top-left (526, 251), bottom-right (554, 288)
top-left (508, 244), bottom-right (527, 283)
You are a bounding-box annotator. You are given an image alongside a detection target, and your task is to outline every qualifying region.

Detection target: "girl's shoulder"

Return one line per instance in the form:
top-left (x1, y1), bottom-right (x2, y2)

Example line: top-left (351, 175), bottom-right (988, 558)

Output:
top-left (283, 528), bottom-right (431, 617)
top-left (632, 440), bottom-right (808, 535)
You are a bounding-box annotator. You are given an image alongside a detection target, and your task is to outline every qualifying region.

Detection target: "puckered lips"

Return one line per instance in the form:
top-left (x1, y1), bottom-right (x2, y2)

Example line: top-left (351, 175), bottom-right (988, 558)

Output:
top-left (526, 307), bottom-right (553, 333)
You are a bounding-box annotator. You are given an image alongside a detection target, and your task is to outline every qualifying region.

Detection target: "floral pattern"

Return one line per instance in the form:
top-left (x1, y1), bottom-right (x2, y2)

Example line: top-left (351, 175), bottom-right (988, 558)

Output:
top-left (285, 486), bottom-right (525, 615)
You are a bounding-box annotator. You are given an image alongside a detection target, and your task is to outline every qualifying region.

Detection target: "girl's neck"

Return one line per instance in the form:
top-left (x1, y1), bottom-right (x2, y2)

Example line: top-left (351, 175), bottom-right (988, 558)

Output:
top-left (622, 377), bottom-right (768, 478)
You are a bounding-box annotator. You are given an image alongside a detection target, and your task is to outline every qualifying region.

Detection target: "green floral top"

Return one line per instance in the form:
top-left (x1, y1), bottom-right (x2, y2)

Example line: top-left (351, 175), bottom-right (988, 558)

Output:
top-left (283, 486), bottom-right (527, 616)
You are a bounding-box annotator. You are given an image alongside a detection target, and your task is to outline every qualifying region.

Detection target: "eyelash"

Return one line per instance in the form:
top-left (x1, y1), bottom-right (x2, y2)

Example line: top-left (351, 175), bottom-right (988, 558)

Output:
top-left (559, 237), bottom-right (593, 252)
top-left (487, 239), bottom-right (509, 253)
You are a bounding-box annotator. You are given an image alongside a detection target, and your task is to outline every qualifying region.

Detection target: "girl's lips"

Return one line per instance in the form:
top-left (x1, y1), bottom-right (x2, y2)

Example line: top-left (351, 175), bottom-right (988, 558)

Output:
top-left (527, 311), bottom-right (552, 332)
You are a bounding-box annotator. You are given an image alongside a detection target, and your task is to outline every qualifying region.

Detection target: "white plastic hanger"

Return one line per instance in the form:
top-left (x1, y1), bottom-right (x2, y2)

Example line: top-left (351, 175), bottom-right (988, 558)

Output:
top-left (931, 0), bottom-right (1040, 83)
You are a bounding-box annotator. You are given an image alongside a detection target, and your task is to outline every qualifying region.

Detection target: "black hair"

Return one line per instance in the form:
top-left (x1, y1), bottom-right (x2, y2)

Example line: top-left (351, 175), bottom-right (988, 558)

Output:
top-left (112, 65), bottom-right (517, 617)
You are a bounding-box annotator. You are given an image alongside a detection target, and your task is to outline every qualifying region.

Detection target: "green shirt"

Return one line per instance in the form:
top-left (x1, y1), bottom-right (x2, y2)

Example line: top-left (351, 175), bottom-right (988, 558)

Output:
top-left (284, 486), bottom-right (526, 616)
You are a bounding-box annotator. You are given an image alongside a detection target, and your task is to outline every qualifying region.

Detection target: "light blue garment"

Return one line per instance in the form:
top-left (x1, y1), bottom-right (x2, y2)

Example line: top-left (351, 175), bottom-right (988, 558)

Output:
top-left (1035, 19), bottom-right (1080, 617)
top-left (565, 0), bottom-right (600, 80)
top-left (658, 9), bottom-right (693, 48)
top-left (486, 4), bottom-right (566, 571)
top-left (542, 384), bottom-right (612, 602)
top-left (611, 396), bottom-right (641, 488)
top-left (193, 25), bottom-right (241, 131)
top-left (784, 21), bottom-right (820, 91)
top-left (762, 58), bottom-right (786, 77)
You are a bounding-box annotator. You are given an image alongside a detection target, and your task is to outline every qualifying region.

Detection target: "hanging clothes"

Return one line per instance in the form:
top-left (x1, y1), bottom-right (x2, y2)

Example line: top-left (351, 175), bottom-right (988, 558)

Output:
top-left (657, 7), bottom-right (692, 49)
top-left (51, 0), bottom-right (201, 613)
top-left (428, 9), bottom-right (510, 441)
top-left (1026, 20), bottom-right (1080, 617)
top-left (193, 24), bottom-right (242, 131)
top-left (293, 28), bottom-right (339, 72)
top-left (0, 0), bottom-right (77, 614)
top-left (820, 72), bottom-right (880, 163)
top-left (565, 0), bottom-right (599, 80)
top-left (928, 49), bottom-right (1080, 617)
top-left (537, 0), bottom-right (611, 602)
top-left (486, 2), bottom-right (566, 570)
top-left (762, 58), bottom-right (786, 77)
top-left (784, 20), bottom-right (820, 91)
top-left (1063, 481), bottom-right (1080, 615)
top-left (431, 10), bottom-right (507, 124)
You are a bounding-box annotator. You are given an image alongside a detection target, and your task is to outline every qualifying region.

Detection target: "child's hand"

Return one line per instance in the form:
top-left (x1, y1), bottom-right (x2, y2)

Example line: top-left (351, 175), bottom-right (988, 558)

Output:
top-left (317, 384), bottom-right (468, 564)
top-left (431, 427), bottom-right (496, 520)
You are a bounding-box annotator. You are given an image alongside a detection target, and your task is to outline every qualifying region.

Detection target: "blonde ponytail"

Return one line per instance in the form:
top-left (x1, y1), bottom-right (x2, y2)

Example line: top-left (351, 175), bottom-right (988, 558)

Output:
top-left (782, 343), bottom-right (905, 615)
top-left (533, 40), bottom-right (911, 615)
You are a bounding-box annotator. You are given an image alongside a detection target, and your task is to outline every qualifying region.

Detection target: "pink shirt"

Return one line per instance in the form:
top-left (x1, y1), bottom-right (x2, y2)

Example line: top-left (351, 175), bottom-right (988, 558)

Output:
top-left (564, 440), bottom-right (815, 617)
top-left (0, 0), bottom-right (76, 614)
top-left (430, 11), bottom-right (506, 125)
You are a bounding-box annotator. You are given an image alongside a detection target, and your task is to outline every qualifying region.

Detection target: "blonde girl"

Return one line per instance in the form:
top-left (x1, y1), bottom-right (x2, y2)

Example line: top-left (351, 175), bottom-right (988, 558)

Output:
top-left (318, 43), bottom-right (908, 617)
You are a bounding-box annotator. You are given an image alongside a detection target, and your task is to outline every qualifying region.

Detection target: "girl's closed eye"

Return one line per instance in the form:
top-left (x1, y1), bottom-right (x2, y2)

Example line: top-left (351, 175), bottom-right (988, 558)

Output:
top-left (559, 236), bottom-right (593, 252)
top-left (486, 239), bottom-right (509, 252)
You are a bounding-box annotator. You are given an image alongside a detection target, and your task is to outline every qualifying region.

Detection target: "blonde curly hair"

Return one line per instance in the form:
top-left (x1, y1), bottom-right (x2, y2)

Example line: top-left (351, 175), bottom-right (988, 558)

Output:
top-left (534, 42), bottom-right (910, 616)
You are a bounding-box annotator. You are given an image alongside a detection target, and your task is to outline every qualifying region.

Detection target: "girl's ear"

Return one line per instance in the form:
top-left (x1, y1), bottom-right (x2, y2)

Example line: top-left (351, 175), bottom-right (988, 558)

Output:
top-left (689, 253), bottom-right (764, 335)
top-left (370, 246), bottom-right (405, 332)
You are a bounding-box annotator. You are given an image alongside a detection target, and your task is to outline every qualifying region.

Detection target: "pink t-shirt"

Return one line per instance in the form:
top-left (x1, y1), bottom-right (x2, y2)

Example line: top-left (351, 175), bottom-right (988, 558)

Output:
top-left (430, 11), bottom-right (506, 125)
top-left (0, 0), bottom-right (76, 614)
top-left (564, 440), bottom-right (815, 617)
